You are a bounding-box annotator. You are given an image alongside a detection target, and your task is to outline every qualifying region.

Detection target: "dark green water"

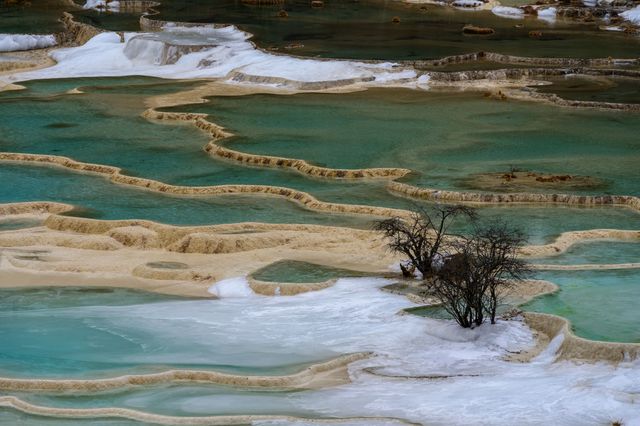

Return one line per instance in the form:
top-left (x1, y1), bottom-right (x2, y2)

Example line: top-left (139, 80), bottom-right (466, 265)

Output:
top-left (3, 0), bottom-right (640, 61)
top-left (536, 76), bottom-right (640, 104)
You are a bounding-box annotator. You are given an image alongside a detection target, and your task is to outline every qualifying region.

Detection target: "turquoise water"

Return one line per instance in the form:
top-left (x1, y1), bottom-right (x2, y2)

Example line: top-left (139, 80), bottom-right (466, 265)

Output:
top-left (3, 79), bottom-right (639, 238)
top-left (524, 269), bottom-right (640, 343)
top-left (0, 412), bottom-right (145, 426)
top-left (3, 161), bottom-right (639, 241)
top-left (0, 287), bottom-right (333, 378)
top-left (18, 385), bottom-right (313, 417)
top-left (177, 89), bottom-right (640, 196)
top-left (0, 287), bottom-right (189, 311)
top-left (252, 260), bottom-right (367, 283)
top-left (533, 241), bottom-right (640, 264)
top-left (0, 217), bottom-right (43, 231)
top-left (0, 164), bottom-right (375, 228)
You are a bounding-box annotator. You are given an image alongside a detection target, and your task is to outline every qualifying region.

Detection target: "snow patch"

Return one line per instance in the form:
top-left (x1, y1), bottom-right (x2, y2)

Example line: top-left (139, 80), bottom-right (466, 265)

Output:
top-left (621, 5), bottom-right (640, 25)
top-left (538, 7), bottom-right (557, 23)
top-left (491, 6), bottom-right (524, 19)
top-left (208, 277), bottom-right (257, 298)
top-left (5, 25), bottom-right (419, 90)
top-left (0, 34), bottom-right (57, 52)
top-left (84, 0), bottom-right (121, 12)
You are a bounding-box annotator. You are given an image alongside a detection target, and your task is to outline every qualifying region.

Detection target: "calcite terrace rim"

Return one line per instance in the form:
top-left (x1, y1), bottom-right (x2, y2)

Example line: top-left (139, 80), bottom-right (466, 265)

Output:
top-left (0, 395), bottom-right (420, 426)
top-left (0, 352), bottom-right (371, 393)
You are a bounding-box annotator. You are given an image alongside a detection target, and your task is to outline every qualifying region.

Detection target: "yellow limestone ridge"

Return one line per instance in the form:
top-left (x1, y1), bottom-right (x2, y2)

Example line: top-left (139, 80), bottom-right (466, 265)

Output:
top-left (2, 210), bottom-right (640, 362)
top-left (0, 395), bottom-right (419, 426)
top-left (0, 152), bottom-right (411, 220)
top-left (388, 181), bottom-right (640, 212)
top-left (0, 352), bottom-right (370, 393)
top-left (405, 51), bottom-right (640, 69)
top-left (0, 201), bottom-right (74, 216)
top-left (524, 312), bottom-right (640, 363)
top-left (142, 108), bottom-right (412, 180)
top-left (247, 276), bottom-right (337, 296)
top-left (521, 229), bottom-right (640, 257)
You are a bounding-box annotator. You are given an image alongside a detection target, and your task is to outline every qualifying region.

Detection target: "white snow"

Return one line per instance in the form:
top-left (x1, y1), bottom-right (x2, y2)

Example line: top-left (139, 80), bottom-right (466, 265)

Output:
top-left (84, 0), bottom-right (121, 12)
top-left (621, 5), bottom-right (640, 25)
top-left (0, 34), bottom-right (57, 52)
top-left (208, 277), bottom-right (257, 298)
top-left (3, 25), bottom-right (418, 90)
top-left (538, 7), bottom-right (557, 23)
top-left (46, 276), bottom-right (640, 425)
top-left (491, 6), bottom-right (525, 19)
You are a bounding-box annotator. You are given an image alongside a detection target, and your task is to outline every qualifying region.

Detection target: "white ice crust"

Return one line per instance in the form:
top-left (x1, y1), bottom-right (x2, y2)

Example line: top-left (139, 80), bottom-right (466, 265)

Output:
top-left (3, 25), bottom-right (419, 89)
top-left (621, 5), bottom-right (640, 25)
top-left (537, 7), bottom-right (558, 23)
top-left (491, 6), bottom-right (525, 19)
top-left (0, 34), bottom-right (57, 52)
top-left (53, 277), bottom-right (640, 425)
top-left (208, 277), bottom-right (257, 298)
top-left (84, 0), bottom-right (121, 12)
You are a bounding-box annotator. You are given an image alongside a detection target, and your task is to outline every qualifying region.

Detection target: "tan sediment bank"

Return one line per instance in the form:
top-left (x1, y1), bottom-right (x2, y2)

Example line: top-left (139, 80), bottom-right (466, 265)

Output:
top-left (248, 276), bottom-right (336, 296)
top-left (0, 201), bottom-right (73, 216)
top-left (57, 12), bottom-right (103, 47)
top-left (2, 210), bottom-right (640, 363)
top-left (142, 108), bottom-right (411, 180)
top-left (524, 312), bottom-right (640, 363)
top-left (388, 181), bottom-right (640, 212)
top-left (0, 214), bottom-right (399, 297)
top-left (521, 229), bottom-right (640, 257)
top-left (532, 263), bottom-right (640, 270)
top-left (0, 204), bottom-right (637, 292)
top-left (0, 153), bottom-right (411, 220)
top-left (0, 395), bottom-right (418, 426)
top-left (0, 352), bottom-right (370, 393)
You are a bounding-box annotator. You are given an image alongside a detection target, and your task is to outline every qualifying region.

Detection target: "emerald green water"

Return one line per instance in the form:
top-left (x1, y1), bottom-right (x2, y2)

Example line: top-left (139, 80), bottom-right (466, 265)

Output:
top-left (524, 269), bottom-right (640, 343)
top-left (533, 241), bottom-right (640, 264)
top-left (252, 260), bottom-right (367, 283)
top-left (176, 89), bottom-right (640, 196)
